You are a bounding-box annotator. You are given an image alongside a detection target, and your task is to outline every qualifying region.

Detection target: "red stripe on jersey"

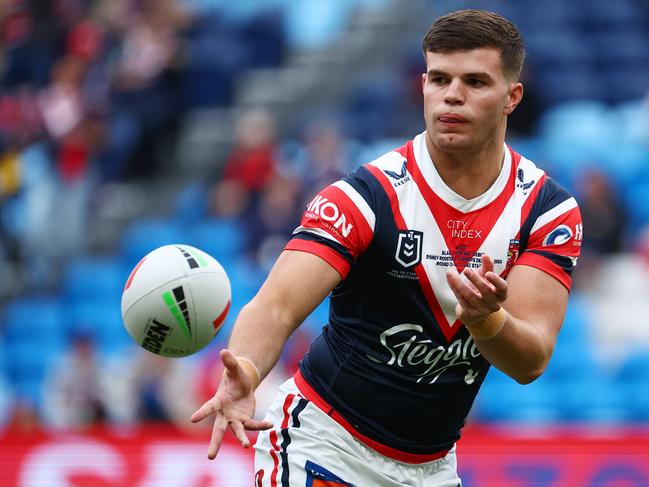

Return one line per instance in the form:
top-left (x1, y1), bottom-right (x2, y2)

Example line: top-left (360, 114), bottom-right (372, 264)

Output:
top-left (408, 143), bottom-right (519, 272)
top-left (294, 370), bottom-right (450, 464)
top-left (301, 185), bottom-right (373, 258)
top-left (527, 206), bottom-right (582, 258)
top-left (284, 240), bottom-right (351, 279)
top-left (515, 252), bottom-right (572, 290)
top-left (365, 162), bottom-right (461, 342)
top-left (393, 143), bottom-right (409, 158)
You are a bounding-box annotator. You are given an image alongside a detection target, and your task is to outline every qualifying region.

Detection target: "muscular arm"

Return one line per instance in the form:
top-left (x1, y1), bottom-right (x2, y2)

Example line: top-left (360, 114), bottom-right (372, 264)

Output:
top-left (447, 256), bottom-right (568, 384)
top-left (473, 264), bottom-right (567, 384)
top-left (228, 249), bottom-right (341, 384)
top-left (191, 249), bottom-right (341, 458)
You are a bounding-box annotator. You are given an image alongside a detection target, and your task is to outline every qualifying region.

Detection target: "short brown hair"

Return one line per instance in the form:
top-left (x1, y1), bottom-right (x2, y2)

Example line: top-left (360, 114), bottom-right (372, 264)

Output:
top-left (422, 9), bottom-right (525, 80)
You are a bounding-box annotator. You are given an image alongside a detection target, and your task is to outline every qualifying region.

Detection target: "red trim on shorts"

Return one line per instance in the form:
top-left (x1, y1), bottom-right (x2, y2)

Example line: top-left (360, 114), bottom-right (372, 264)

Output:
top-left (294, 370), bottom-right (450, 464)
top-left (269, 432), bottom-right (280, 487)
top-left (269, 394), bottom-right (295, 486)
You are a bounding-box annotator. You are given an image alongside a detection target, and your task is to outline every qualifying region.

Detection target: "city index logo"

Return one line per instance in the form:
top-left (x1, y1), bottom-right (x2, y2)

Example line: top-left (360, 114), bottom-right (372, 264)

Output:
top-left (306, 195), bottom-right (354, 238)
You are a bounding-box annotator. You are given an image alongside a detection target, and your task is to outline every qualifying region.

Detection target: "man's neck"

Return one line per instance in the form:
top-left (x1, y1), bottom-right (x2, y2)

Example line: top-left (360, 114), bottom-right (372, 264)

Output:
top-left (425, 134), bottom-right (506, 200)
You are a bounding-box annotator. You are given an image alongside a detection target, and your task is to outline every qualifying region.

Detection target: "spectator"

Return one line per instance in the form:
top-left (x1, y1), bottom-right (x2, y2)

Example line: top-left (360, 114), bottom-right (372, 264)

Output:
top-left (221, 109), bottom-right (278, 195)
top-left (42, 332), bottom-right (107, 429)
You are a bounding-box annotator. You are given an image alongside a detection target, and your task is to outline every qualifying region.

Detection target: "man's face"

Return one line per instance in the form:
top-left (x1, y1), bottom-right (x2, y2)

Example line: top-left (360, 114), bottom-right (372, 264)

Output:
top-left (422, 48), bottom-right (522, 154)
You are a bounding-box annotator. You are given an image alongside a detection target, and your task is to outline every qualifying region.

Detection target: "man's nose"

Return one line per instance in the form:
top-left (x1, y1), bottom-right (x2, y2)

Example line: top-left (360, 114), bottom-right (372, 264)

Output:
top-left (444, 79), bottom-right (465, 105)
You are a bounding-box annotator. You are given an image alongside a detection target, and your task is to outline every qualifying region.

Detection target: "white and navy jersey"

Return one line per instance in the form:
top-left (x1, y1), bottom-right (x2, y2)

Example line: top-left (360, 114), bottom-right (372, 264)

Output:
top-left (284, 132), bottom-right (582, 462)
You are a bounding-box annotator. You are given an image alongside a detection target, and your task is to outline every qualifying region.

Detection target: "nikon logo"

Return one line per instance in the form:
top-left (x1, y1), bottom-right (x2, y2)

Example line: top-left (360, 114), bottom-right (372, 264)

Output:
top-left (142, 319), bottom-right (171, 354)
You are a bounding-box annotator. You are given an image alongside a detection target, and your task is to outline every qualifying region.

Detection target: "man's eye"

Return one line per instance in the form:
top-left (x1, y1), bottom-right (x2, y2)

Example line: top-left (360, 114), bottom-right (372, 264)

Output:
top-left (431, 77), bottom-right (446, 85)
top-left (468, 79), bottom-right (485, 87)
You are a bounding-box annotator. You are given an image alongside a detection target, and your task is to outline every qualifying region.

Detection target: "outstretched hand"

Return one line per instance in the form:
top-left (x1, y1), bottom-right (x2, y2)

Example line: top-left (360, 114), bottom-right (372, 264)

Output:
top-left (190, 349), bottom-right (273, 460)
top-left (445, 254), bottom-right (508, 325)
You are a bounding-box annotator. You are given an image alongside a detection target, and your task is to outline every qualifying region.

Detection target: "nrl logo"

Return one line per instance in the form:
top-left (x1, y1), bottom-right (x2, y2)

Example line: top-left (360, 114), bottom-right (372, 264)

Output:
top-left (395, 230), bottom-right (423, 267)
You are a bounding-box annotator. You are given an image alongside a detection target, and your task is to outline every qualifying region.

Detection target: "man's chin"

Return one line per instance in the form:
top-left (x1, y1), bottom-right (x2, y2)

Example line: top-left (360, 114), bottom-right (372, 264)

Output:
top-left (432, 133), bottom-right (472, 152)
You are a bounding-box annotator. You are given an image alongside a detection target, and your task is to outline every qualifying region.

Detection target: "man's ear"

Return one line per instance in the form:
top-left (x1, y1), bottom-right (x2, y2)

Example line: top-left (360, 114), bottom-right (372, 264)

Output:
top-left (504, 82), bottom-right (524, 115)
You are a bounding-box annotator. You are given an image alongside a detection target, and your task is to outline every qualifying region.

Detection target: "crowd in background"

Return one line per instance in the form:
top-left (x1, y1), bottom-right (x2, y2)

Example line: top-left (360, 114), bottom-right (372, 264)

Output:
top-left (1, 0), bottom-right (649, 432)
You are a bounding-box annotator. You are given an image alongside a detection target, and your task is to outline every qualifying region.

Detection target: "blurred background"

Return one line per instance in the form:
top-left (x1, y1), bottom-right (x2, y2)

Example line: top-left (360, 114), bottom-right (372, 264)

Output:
top-left (0, 0), bottom-right (648, 485)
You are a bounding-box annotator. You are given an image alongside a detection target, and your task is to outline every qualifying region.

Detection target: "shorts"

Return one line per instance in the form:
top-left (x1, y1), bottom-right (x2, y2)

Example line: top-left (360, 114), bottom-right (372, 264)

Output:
top-left (253, 378), bottom-right (462, 487)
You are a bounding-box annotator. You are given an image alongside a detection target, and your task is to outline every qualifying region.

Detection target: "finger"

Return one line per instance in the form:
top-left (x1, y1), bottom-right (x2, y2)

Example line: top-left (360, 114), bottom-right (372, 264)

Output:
top-left (229, 420), bottom-right (251, 448)
top-left (191, 397), bottom-right (221, 423)
top-left (485, 271), bottom-right (508, 301)
top-left (207, 413), bottom-right (228, 460)
top-left (479, 254), bottom-right (494, 276)
top-left (220, 348), bottom-right (240, 371)
top-left (242, 418), bottom-right (274, 431)
top-left (447, 270), bottom-right (481, 309)
top-left (463, 268), bottom-right (497, 298)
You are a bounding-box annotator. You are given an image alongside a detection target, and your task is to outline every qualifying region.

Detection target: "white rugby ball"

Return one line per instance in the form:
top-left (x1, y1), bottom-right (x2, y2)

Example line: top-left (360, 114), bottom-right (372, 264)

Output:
top-left (121, 244), bottom-right (231, 357)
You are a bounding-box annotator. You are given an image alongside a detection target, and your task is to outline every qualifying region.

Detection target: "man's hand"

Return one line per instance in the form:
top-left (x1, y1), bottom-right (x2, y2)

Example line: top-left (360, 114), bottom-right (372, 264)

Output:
top-left (445, 254), bottom-right (508, 325)
top-left (190, 349), bottom-right (273, 460)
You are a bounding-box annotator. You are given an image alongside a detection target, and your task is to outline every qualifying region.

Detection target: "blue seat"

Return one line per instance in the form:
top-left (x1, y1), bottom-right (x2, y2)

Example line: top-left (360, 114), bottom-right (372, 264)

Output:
top-left (284, 0), bottom-right (353, 49)
top-left (188, 218), bottom-right (247, 262)
top-left (120, 218), bottom-right (185, 267)
top-left (5, 341), bottom-right (63, 383)
top-left (476, 378), bottom-right (560, 423)
top-left (173, 182), bottom-right (209, 225)
top-left (555, 377), bottom-right (629, 423)
top-left (62, 256), bottom-right (129, 303)
top-left (622, 182), bottom-right (649, 230)
top-left (2, 296), bottom-right (64, 344)
top-left (68, 301), bottom-right (132, 356)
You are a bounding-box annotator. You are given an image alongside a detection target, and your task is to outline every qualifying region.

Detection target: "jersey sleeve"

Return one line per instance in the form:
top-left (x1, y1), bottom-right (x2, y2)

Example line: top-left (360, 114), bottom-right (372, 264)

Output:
top-left (285, 169), bottom-right (376, 279)
top-left (515, 181), bottom-right (582, 290)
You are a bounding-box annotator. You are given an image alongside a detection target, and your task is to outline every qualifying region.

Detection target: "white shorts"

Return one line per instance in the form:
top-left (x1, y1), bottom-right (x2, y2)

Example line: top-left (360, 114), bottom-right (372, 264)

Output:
top-left (253, 378), bottom-right (462, 487)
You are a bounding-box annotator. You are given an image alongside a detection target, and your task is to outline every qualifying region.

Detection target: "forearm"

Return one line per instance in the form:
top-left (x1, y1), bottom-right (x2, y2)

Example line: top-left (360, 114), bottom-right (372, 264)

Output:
top-left (226, 296), bottom-right (300, 387)
top-left (468, 308), bottom-right (553, 384)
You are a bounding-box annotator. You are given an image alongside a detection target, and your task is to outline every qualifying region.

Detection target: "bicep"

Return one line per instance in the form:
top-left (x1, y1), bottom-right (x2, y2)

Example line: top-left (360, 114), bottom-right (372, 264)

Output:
top-left (253, 249), bottom-right (342, 329)
top-left (504, 264), bottom-right (569, 349)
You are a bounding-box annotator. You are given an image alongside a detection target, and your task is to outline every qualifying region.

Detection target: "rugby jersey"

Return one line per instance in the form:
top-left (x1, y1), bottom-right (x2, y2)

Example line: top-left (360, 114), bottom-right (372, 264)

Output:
top-left (284, 132), bottom-right (582, 462)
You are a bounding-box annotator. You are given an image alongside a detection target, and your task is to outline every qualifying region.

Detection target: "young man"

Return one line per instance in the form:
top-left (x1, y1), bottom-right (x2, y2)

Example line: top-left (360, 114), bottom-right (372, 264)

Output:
top-left (191, 9), bottom-right (582, 486)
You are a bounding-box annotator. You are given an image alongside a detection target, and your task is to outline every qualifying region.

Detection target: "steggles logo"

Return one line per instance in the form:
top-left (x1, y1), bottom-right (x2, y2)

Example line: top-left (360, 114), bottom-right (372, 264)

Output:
top-left (366, 324), bottom-right (481, 384)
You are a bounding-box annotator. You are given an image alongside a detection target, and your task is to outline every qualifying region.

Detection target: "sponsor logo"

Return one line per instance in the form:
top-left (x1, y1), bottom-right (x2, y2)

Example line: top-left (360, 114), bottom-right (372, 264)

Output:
top-left (543, 224), bottom-right (573, 246)
top-left (161, 347), bottom-right (187, 356)
top-left (306, 195), bottom-right (354, 238)
top-left (574, 223), bottom-right (583, 245)
top-left (516, 168), bottom-right (535, 193)
top-left (306, 460), bottom-right (352, 486)
top-left (162, 286), bottom-right (192, 339)
top-left (505, 238), bottom-right (520, 273)
top-left (366, 323), bottom-right (481, 384)
top-left (384, 159), bottom-right (407, 179)
top-left (395, 230), bottom-right (423, 267)
top-left (176, 246), bottom-right (207, 269)
top-left (384, 159), bottom-right (411, 187)
top-left (447, 219), bottom-right (482, 239)
top-left (142, 319), bottom-right (171, 354)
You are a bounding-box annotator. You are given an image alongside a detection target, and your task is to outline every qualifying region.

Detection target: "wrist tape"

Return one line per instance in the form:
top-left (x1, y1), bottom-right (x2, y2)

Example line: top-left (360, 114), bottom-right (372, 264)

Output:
top-left (464, 307), bottom-right (507, 341)
top-left (235, 356), bottom-right (261, 390)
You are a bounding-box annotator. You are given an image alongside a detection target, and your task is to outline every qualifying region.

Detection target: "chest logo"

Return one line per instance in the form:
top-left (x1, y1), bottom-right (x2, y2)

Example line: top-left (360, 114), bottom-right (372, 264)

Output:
top-left (395, 230), bottom-right (423, 267)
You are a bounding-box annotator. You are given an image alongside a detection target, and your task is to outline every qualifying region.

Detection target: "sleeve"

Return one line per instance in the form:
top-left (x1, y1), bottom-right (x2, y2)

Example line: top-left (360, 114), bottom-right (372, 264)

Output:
top-left (285, 170), bottom-right (376, 279)
top-left (515, 182), bottom-right (582, 291)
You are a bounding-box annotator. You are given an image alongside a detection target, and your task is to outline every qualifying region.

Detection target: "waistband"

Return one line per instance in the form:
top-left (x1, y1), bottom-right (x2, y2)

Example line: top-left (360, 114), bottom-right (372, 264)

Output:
top-left (293, 369), bottom-right (451, 464)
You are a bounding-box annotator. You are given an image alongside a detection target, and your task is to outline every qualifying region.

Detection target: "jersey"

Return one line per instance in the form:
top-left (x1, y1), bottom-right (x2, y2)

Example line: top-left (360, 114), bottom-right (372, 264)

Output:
top-left (284, 132), bottom-right (582, 462)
